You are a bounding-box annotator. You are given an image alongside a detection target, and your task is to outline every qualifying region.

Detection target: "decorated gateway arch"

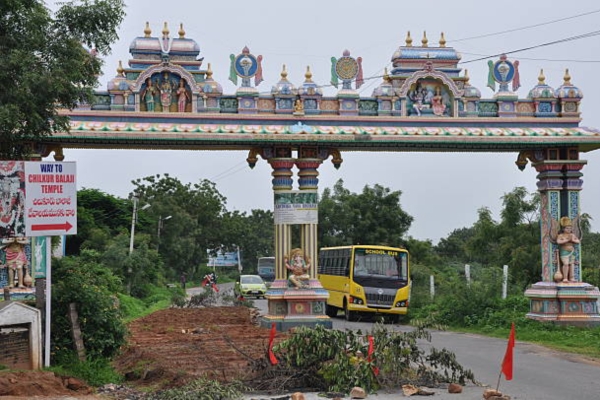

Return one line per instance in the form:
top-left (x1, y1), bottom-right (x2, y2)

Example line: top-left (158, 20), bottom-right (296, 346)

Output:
top-left (28, 24), bottom-right (600, 329)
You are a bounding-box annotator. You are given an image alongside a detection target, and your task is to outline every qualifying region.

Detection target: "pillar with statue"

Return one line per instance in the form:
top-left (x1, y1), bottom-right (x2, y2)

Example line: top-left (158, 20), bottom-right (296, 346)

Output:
top-left (521, 148), bottom-right (600, 325)
top-left (248, 146), bottom-right (340, 330)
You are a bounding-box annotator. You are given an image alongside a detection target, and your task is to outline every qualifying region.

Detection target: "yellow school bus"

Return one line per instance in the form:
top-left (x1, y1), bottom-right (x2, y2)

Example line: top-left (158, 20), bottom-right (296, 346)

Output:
top-left (318, 245), bottom-right (410, 322)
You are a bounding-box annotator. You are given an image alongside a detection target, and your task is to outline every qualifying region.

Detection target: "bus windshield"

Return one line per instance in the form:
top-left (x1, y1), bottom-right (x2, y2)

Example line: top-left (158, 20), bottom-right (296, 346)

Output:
top-left (353, 248), bottom-right (407, 279)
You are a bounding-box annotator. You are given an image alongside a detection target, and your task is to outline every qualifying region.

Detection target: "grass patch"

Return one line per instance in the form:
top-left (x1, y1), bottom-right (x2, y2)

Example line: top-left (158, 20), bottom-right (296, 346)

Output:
top-left (49, 355), bottom-right (123, 387)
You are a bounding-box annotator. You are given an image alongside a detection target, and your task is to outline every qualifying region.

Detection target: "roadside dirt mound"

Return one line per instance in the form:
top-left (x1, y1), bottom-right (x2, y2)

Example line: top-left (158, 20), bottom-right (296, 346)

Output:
top-left (0, 370), bottom-right (93, 398)
top-left (0, 306), bottom-right (286, 399)
top-left (112, 306), bottom-right (286, 391)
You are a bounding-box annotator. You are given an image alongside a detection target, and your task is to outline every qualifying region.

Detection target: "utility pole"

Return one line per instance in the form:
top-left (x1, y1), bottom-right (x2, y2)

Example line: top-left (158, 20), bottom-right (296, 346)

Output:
top-left (157, 215), bottom-right (172, 251)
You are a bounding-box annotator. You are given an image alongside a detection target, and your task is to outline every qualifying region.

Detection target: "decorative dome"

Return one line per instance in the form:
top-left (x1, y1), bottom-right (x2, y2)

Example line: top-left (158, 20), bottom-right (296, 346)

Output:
top-left (201, 63), bottom-right (223, 95)
top-left (371, 68), bottom-right (394, 97)
top-left (107, 61), bottom-right (129, 91)
top-left (271, 65), bottom-right (296, 96)
top-left (298, 66), bottom-right (323, 96)
top-left (528, 69), bottom-right (556, 99)
top-left (462, 69), bottom-right (481, 98)
top-left (129, 22), bottom-right (201, 65)
top-left (556, 69), bottom-right (583, 99)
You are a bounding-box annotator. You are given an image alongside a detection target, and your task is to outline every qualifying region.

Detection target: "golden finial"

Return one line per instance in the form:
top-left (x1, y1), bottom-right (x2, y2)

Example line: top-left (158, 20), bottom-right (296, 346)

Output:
top-left (281, 64), bottom-right (288, 80)
top-left (117, 60), bottom-right (124, 77)
top-left (563, 68), bottom-right (571, 85)
top-left (206, 63), bottom-right (213, 79)
top-left (305, 66), bottom-right (313, 82)
top-left (405, 31), bottom-right (413, 47)
top-left (178, 23), bottom-right (185, 38)
top-left (538, 69), bottom-right (545, 85)
top-left (464, 69), bottom-right (470, 84)
top-left (383, 67), bottom-right (391, 82)
top-left (144, 22), bottom-right (151, 38)
top-left (421, 31), bottom-right (428, 47)
top-left (439, 32), bottom-right (446, 48)
top-left (162, 22), bottom-right (169, 37)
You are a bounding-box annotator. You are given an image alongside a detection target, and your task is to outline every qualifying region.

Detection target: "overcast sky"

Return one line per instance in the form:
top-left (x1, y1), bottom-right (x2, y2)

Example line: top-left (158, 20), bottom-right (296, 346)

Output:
top-left (50, 0), bottom-right (600, 243)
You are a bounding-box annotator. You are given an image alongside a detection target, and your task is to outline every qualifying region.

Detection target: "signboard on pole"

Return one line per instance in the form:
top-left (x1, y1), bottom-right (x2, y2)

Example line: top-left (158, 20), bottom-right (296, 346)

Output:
top-left (24, 162), bottom-right (77, 237)
top-left (207, 250), bottom-right (240, 267)
top-left (274, 190), bottom-right (318, 225)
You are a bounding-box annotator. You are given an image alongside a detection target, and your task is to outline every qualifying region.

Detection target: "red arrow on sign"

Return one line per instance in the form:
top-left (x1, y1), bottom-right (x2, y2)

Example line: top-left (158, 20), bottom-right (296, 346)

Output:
top-left (31, 221), bottom-right (73, 232)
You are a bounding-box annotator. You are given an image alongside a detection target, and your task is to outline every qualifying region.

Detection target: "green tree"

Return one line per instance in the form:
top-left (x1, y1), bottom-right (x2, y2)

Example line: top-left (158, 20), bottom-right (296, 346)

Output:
top-left (0, 0), bottom-right (125, 159)
top-left (318, 179), bottom-right (413, 247)
top-left (131, 174), bottom-right (228, 281)
top-left (219, 209), bottom-right (274, 274)
top-left (435, 227), bottom-right (474, 262)
top-left (66, 188), bottom-right (130, 255)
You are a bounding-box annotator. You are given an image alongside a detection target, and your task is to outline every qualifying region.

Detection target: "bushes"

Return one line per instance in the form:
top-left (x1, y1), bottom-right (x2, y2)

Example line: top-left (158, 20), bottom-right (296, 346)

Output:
top-left (51, 251), bottom-right (128, 361)
top-left (274, 323), bottom-right (476, 394)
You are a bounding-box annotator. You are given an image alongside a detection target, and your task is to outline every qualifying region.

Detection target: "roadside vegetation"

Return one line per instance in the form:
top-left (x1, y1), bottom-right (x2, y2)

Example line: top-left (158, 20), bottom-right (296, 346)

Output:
top-left (4, 0), bottom-right (599, 396)
top-left (31, 177), bottom-right (599, 394)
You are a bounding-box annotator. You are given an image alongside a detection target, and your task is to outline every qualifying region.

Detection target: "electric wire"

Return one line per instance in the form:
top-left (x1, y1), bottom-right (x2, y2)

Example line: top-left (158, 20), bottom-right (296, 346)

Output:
top-left (450, 9), bottom-right (600, 43)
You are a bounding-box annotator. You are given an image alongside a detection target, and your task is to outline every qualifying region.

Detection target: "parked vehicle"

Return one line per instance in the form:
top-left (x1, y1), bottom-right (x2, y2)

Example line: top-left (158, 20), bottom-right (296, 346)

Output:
top-left (257, 256), bottom-right (275, 282)
top-left (234, 274), bottom-right (267, 299)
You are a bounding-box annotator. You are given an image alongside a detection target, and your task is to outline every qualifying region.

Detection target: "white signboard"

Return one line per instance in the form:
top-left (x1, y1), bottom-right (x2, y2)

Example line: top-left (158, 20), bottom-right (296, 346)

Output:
top-left (274, 190), bottom-right (318, 225)
top-left (24, 162), bottom-right (77, 236)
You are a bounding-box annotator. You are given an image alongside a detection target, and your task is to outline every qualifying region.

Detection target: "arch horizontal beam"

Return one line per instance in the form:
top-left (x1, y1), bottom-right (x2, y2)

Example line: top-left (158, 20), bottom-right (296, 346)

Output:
top-left (50, 111), bottom-right (600, 153)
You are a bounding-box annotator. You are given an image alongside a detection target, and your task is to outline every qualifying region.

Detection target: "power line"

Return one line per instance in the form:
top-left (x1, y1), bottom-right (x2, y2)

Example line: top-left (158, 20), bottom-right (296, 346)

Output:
top-left (461, 52), bottom-right (600, 63)
top-left (210, 161), bottom-right (248, 182)
top-left (460, 30), bottom-right (600, 64)
top-left (450, 9), bottom-right (600, 42)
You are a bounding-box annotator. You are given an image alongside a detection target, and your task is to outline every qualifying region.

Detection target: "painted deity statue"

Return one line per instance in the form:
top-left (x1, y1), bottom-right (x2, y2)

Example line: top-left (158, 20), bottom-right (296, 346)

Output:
top-left (2, 237), bottom-right (30, 288)
top-left (160, 72), bottom-right (173, 112)
top-left (432, 86), bottom-right (446, 116)
top-left (176, 79), bottom-right (189, 112)
top-left (141, 78), bottom-right (157, 112)
top-left (553, 216), bottom-right (581, 283)
top-left (285, 248), bottom-right (310, 289)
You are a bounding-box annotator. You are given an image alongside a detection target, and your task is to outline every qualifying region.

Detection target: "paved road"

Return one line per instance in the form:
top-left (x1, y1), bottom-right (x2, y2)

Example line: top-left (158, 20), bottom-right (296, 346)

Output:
top-left (243, 297), bottom-right (600, 400)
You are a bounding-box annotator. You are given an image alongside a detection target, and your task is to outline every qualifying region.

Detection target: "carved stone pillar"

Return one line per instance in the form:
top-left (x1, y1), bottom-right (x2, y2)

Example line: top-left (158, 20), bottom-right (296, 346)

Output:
top-left (523, 148), bottom-right (600, 325)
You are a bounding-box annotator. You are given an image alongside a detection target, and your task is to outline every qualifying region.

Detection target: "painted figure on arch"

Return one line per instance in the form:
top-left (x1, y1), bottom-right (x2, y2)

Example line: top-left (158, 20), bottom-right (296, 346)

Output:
top-left (176, 79), bottom-right (190, 112)
top-left (432, 86), bottom-right (446, 116)
top-left (141, 78), bottom-right (157, 112)
top-left (285, 248), bottom-right (310, 289)
top-left (159, 72), bottom-right (174, 112)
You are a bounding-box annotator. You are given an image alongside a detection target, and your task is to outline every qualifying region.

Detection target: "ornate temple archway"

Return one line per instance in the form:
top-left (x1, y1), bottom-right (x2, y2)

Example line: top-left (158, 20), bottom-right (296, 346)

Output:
top-left (17, 24), bottom-right (600, 329)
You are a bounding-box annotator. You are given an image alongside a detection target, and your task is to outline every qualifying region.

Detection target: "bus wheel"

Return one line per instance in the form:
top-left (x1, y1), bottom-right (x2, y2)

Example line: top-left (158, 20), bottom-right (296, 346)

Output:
top-left (325, 304), bottom-right (338, 318)
top-left (344, 302), bottom-right (356, 321)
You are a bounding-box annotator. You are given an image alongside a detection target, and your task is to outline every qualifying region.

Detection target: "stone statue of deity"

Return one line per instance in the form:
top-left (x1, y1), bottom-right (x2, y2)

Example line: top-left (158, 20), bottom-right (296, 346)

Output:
top-left (285, 248), bottom-right (310, 289)
top-left (1, 237), bottom-right (31, 288)
top-left (551, 216), bottom-right (581, 283)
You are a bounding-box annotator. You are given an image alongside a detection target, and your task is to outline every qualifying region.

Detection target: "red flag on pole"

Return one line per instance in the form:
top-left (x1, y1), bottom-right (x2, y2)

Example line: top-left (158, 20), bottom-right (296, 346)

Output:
top-left (268, 323), bottom-right (278, 365)
top-left (501, 322), bottom-right (516, 381)
top-left (367, 335), bottom-right (379, 376)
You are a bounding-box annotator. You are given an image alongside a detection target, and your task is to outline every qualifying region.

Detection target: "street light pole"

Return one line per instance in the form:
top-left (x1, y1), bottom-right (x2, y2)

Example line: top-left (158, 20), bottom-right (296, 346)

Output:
top-left (157, 215), bottom-right (172, 251)
top-left (128, 196), bottom-right (150, 294)
top-left (129, 196), bottom-right (139, 255)
top-left (129, 196), bottom-right (150, 255)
